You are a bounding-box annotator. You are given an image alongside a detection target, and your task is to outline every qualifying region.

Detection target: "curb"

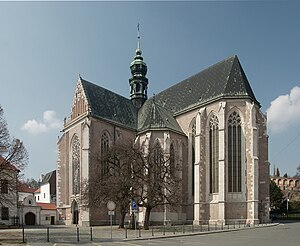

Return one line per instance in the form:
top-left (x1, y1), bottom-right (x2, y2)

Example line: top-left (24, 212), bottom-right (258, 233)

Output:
top-left (122, 223), bottom-right (280, 241)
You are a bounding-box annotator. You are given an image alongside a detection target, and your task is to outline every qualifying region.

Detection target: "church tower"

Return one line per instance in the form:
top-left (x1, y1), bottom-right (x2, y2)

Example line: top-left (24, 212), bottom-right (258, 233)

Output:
top-left (129, 24), bottom-right (148, 108)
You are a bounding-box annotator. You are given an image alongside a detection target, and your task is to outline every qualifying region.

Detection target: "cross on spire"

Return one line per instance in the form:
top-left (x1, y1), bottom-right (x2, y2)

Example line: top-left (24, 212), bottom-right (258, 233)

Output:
top-left (137, 23), bottom-right (141, 50)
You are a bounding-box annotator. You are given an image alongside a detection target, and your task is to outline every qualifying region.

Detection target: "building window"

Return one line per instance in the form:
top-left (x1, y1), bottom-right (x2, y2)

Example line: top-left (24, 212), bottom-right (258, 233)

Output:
top-left (153, 141), bottom-right (162, 165)
top-left (1, 179), bottom-right (8, 193)
top-left (152, 140), bottom-right (163, 179)
top-left (101, 131), bottom-right (110, 175)
top-left (209, 114), bottom-right (219, 193)
top-left (28, 199), bottom-right (32, 205)
top-left (191, 122), bottom-right (196, 195)
top-left (72, 135), bottom-right (81, 195)
top-left (228, 111), bottom-right (242, 192)
top-left (44, 193), bottom-right (46, 199)
top-left (170, 143), bottom-right (175, 176)
top-left (1, 207), bottom-right (9, 220)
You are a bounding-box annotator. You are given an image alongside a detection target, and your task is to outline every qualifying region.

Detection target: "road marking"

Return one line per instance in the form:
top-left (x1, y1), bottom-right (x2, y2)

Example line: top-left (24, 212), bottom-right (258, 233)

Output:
top-left (92, 242), bottom-right (102, 246)
top-left (115, 242), bottom-right (141, 246)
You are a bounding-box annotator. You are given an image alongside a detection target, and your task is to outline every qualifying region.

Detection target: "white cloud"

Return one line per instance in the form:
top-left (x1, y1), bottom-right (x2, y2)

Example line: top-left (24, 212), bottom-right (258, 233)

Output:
top-left (22, 110), bottom-right (62, 134)
top-left (267, 86), bottom-right (300, 133)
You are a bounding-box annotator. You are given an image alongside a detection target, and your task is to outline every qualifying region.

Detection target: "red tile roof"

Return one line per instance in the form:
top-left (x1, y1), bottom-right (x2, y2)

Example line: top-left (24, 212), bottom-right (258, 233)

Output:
top-left (34, 188), bottom-right (41, 193)
top-left (0, 156), bottom-right (20, 172)
top-left (17, 182), bottom-right (36, 193)
top-left (37, 202), bottom-right (56, 210)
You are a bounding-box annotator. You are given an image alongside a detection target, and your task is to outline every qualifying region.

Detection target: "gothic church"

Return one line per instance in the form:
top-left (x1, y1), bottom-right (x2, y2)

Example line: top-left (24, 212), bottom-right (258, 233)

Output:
top-left (57, 34), bottom-right (270, 226)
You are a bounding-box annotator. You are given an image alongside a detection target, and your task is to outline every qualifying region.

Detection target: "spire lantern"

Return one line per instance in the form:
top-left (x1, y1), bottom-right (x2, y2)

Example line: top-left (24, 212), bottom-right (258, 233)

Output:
top-left (129, 24), bottom-right (148, 109)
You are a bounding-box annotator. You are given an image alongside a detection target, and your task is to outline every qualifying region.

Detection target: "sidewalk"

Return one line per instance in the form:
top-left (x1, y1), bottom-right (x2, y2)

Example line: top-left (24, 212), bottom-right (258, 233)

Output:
top-left (0, 223), bottom-right (279, 245)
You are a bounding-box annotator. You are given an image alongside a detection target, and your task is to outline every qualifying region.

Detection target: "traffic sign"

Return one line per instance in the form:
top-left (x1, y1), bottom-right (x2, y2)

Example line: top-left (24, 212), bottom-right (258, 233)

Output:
top-left (108, 211), bottom-right (115, 216)
top-left (132, 200), bottom-right (138, 212)
top-left (107, 201), bottom-right (116, 211)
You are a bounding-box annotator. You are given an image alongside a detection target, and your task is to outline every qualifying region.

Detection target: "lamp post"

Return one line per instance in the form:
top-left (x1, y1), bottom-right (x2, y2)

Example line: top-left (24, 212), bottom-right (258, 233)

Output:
top-left (286, 192), bottom-right (290, 218)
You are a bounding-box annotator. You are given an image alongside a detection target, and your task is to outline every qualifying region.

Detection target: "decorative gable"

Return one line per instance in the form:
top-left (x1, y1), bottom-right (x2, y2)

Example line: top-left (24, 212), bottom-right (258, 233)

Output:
top-left (71, 77), bottom-right (90, 120)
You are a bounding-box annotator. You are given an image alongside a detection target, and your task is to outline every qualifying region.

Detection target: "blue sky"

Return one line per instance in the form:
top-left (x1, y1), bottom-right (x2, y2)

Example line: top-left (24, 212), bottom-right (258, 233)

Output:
top-left (1, 1), bottom-right (299, 180)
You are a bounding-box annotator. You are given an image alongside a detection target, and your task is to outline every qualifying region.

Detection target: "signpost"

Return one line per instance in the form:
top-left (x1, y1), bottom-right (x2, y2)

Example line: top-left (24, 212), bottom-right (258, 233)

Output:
top-left (107, 201), bottom-right (116, 240)
top-left (131, 200), bottom-right (138, 237)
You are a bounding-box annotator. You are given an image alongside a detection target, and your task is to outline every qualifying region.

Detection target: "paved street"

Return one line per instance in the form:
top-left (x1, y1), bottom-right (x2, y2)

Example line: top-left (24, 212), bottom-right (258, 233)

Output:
top-left (1, 222), bottom-right (300, 245)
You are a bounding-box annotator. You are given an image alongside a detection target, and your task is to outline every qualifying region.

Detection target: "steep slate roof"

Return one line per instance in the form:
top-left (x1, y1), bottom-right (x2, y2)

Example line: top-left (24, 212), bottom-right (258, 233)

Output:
top-left (153, 55), bottom-right (259, 115)
top-left (81, 79), bottom-right (138, 129)
top-left (138, 98), bottom-right (183, 133)
top-left (75, 55), bottom-right (257, 133)
top-left (40, 170), bottom-right (56, 185)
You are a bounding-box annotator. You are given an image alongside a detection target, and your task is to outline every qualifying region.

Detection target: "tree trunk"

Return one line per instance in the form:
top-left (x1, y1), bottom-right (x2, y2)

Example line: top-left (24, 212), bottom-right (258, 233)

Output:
top-left (144, 206), bottom-right (152, 230)
top-left (119, 211), bottom-right (126, 228)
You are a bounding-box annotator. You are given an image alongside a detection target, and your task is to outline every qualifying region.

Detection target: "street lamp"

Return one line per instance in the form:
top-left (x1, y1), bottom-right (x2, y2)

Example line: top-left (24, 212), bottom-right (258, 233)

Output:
top-left (286, 191), bottom-right (290, 218)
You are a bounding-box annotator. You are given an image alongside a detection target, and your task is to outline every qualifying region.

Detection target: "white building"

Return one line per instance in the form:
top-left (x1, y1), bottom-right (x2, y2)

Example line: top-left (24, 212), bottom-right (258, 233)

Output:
top-left (35, 170), bottom-right (56, 203)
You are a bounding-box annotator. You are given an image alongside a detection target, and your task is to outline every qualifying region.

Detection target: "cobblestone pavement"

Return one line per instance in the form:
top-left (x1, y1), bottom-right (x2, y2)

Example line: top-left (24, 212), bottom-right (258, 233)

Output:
top-left (0, 223), bottom-right (277, 245)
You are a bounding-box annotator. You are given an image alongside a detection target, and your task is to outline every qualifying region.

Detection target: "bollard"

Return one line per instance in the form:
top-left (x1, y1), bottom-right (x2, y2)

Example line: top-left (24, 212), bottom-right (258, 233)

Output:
top-left (192, 224), bottom-right (194, 233)
top-left (234, 221), bottom-right (235, 229)
top-left (208, 222), bottom-right (210, 231)
top-left (163, 225), bottom-right (165, 235)
top-left (90, 227), bottom-right (93, 241)
top-left (239, 221), bottom-right (240, 228)
top-left (221, 222), bottom-right (223, 230)
top-left (152, 225), bottom-right (154, 236)
top-left (47, 227), bottom-right (49, 242)
top-left (22, 226), bottom-right (25, 243)
top-left (227, 222), bottom-right (229, 230)
top-left (200, 222), bottom-right (202, 232)
top-left (173, 225), bottom-right (176, 235)
top-left (77, 227), bottom-right (79, 242)
top-left (182, 224), bottom-right (185, 234)
top-left (125, 226), bottom-right (128, 239)
top-left (215, 221), bottom-right (217, 231)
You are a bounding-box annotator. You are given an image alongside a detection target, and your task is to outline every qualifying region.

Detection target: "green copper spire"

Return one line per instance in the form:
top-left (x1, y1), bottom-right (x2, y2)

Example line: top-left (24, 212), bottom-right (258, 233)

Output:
top-left (129, 24), bottom-right (148, 109)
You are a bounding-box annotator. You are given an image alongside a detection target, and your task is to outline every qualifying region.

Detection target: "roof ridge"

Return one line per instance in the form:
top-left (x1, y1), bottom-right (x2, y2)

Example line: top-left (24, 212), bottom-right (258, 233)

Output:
top-left (223, 55), bottom-right (237, 94)
top-left (154, 55), bottom-right (236, 98)
top-left (81, 78), bottom-right (131, 102)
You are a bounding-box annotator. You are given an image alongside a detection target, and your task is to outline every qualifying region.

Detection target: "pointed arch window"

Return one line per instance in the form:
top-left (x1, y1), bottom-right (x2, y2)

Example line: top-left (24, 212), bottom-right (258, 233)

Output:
top-left (72, 135), bottom-right (80, 195)
top-left (228, 111), bottom-right (242, 192)
top-left (152, 140), bottom-right (164, 180)
top-left (153, 141), bottom-right (163, 165)
top-left (191, 123), bottom-right (196, 195)
top-left (209, 114), bottom-right (219, 193)
top-left (170, 143), bottom-right (175, 176)
top-left (101, 131), bottom-right (110, 175)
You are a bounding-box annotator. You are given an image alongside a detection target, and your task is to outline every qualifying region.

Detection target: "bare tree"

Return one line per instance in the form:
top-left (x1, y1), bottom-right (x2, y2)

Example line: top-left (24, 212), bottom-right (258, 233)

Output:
top-left (0, 105), bottom-right (28, 207)
top-left (83, 139), bottom-right (182, 230)
top-left (133, 141), bottom-right (182, 230)
top-left (84, 141), bottom-right (143, 228)
top-left (23, 177), bottom-right (40, 189)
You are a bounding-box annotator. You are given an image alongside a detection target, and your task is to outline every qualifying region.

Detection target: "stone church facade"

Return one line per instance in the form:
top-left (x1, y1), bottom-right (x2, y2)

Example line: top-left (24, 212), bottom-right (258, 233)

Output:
top-left (57, 35), bottom-right (270, 226)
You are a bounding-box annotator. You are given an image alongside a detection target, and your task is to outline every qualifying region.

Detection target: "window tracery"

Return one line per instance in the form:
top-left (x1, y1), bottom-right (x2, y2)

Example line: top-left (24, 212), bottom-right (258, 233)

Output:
top-left (209, 114), bottom-right (219, 193)
top-left (72, 135), bottom-right (80, 195)
top-left (228, 111), bottom-right (242, 192)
